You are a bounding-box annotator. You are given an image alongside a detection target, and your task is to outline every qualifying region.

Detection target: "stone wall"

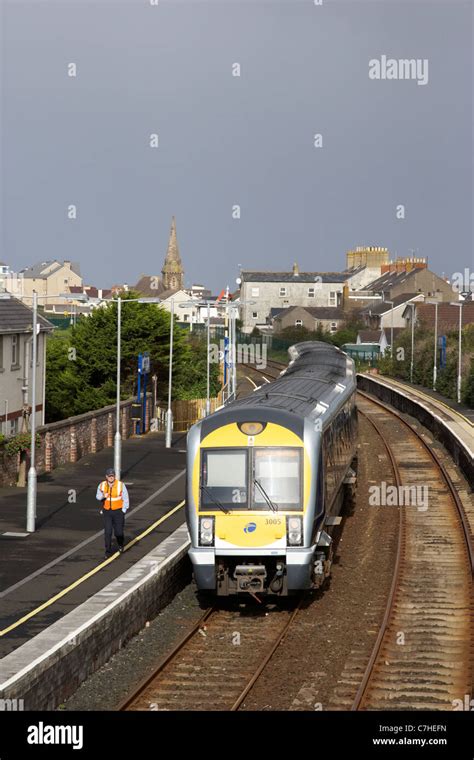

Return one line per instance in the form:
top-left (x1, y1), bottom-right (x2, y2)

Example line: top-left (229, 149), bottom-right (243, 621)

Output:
top-left (0, 395), bottom-right (152, 487)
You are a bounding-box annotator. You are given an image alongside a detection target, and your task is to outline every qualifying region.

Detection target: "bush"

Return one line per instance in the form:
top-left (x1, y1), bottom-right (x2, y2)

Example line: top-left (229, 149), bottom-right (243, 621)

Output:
top-left (4, 432), bottom-right (41, 457)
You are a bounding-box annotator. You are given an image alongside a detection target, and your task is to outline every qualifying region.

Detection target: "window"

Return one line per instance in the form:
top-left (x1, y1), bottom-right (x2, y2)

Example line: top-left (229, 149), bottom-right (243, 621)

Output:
top-left (279, 287), bottom-right (287, 297)
top-left (201, 449), bottom-right (248, 510)
top-left (200, 447), bottom-right (303, 512)
top-left (11, 334), bottom-right (19, 366)
top-left (330, 322), bottom-right (338, 333)
top-left (295, 319), bottom-right (303, 327)
top-left (251, 287), bottom-right (259, 297)
top-left (252, 311), bottom-right (258, 319)
top-left (329, 291), bottom-right (337, 307)
top-left (252, 448), bottom-right (302, 510)
top-left (308, 287), bottom-right (315, 298)
top-left (9, 418), bottom-right (17, 436)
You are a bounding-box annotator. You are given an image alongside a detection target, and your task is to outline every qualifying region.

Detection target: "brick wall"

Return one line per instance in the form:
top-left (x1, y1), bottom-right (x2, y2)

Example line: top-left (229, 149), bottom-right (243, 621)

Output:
top-left (0, 395), bottom-right (151, 487)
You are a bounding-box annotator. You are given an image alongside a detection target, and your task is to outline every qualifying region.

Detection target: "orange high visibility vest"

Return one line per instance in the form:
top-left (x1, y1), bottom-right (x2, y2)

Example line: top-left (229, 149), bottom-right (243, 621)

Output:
top-left (99, 480), bottom-right (124, 510)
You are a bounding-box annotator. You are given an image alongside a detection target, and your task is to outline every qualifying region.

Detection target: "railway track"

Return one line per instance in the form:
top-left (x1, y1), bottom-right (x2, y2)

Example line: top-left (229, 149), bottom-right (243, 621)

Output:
top-left (119, 601), bottom-right (302, 711)
top-left (347, 393), bottom-right (473, 710)
top-left (239, 359), bottom-right (473, 710)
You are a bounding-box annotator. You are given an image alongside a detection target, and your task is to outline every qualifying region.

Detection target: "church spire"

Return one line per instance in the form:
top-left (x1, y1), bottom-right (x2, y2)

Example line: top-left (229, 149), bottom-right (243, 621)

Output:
top-left (161, 216), bottom-right (184, 291)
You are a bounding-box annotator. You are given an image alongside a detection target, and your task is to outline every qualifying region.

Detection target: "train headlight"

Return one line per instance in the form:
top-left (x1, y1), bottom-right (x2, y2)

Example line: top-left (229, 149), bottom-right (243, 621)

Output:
top-left (287, 516), bottom-right (303, 546)
top-left (199, 516), bottom-right (215, 547)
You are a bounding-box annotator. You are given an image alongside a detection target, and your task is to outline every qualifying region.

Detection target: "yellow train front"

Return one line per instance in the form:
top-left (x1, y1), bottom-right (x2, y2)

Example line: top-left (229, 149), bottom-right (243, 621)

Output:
top-left (185, 342), bottom-right (357, 596)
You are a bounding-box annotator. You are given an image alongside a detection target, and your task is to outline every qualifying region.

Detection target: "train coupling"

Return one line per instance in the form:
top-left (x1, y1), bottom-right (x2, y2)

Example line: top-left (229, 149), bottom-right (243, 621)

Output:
top-left (233, 564), bottom-right (267, 593)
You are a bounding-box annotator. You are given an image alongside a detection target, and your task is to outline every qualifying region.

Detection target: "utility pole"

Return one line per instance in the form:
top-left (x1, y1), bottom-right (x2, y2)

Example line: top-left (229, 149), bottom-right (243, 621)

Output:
top-left (114, 296), bottom-right (122, 478)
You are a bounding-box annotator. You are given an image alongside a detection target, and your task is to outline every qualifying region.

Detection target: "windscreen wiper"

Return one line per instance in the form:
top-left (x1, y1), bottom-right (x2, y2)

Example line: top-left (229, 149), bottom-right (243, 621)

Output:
top-left (254, 478), bottom-right (278, 513)
top-left (200, 484), bottom-right (230, 514)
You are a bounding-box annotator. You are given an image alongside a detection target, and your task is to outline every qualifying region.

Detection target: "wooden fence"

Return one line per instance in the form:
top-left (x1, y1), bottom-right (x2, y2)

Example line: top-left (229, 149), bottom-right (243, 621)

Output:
top-left (156, 388), bottom-right (226, 432)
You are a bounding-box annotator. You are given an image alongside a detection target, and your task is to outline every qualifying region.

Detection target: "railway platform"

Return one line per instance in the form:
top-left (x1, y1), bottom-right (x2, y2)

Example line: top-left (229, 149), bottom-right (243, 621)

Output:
top-left (0, 430), bottom-right (187, 660)
top-left (359, 373), bottom-right (473, 456)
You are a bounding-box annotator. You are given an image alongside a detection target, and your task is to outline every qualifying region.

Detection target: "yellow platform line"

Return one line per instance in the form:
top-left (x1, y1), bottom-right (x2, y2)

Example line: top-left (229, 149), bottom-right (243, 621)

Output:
top-left (0, 500), bottom-right (185, 638)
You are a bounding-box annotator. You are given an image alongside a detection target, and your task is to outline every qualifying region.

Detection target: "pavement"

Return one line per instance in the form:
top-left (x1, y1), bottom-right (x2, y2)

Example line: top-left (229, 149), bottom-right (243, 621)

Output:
top-left (0, 430), bottom-right (187, 658)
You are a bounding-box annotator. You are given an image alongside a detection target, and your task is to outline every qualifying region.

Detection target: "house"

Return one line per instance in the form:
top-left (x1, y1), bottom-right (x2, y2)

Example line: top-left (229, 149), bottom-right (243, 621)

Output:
top-left (240, 263), bottom-right (348, 333)
top-left (18, 260), bottom-right (83, 306)
top-left (0, 296), bottom-right (54, 435)
top-left (360, 267), bottom-right (453, 303)
top-left (273, 305), bottom-right (346, 334)
top-left (361, 293), bottom-right (425, 330)
top-left (402, 301), bottom-right (474, 333)
top-left (356, 327), bottom-right (406, 355)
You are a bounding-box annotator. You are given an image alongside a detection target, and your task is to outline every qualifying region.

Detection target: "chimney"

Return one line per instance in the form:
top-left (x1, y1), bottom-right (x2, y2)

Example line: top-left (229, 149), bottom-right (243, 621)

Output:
top-left (64, 260), bottom-right (71, 269)
top-left (292, 262), bottom-right (299, 276)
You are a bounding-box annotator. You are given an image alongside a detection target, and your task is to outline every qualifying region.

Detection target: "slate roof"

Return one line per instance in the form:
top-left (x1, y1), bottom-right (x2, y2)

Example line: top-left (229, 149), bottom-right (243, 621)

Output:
top-left (242, 270), bottom-right (350, 284)
top-left (273, 305), bottom-right (345, 321)
top-left (360, 293), bottom-right (419, 315)
top-left (0, 297), bottom-right (55, 333)
top-left (358, 330), bottom-right (382, 343)
top-left (133, 275), bottom-right (165, 297)
top-left (408, 302), bottom-right (474, 332)
top-left (20, 260), bottom-right (81, 279)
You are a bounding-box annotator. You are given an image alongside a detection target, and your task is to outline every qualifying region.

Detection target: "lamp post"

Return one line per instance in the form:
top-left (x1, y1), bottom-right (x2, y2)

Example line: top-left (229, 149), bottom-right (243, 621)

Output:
top-left (22, 290), bottom-right (85, 532)
top-left (450, 301), bottom-right (463, 404)
top-left (410, 302), bottom-right (415, 384)
top-left (384, 300), bottom-right (394, 366)
top-left (206, 302), bottom-right (211, 416)
top-left (165, 299), bottom-right (174, 447)
top-left (114, 296), bottom-right (122, 476)
top-left (425, 299), bottom-right (439, 391)
top-left (26, 290), bottom-right (38, 532)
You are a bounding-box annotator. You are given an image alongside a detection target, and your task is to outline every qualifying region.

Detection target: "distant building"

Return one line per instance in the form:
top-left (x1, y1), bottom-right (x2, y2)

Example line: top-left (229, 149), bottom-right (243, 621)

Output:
top-left (134, 216), bottom-right (185, 299)
top-left (346, 246), bottom-right (390, 269)
top-left (345, 246), bottom-right (390, 290)
top-left (356, 327), bottom-right (406, 354)
top-left (361, 293), bottom-right (425, 330)
top-left (161, 216), bottom-right (184, 291)
top-left (0, 297), bottom-right (54, 434)
top-left (272, 305), bottom-right (346, 334)
top-left (18, 260), bottom-right (82, 306)
top-left (403, 301), bottom-right (474, 333)
top-left (240, 263), bottom-right (348, 333)
top-left (360, 267), bottom-right (452, 303)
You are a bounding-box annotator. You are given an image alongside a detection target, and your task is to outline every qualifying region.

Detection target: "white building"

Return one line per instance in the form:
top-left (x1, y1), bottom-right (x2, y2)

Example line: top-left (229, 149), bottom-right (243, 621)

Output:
top-left (240, 263), bottom-right (349, 333)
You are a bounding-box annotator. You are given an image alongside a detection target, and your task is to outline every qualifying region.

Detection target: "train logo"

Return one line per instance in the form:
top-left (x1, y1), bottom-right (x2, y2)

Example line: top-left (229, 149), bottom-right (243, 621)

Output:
top-left (244, 522), bottom-right (257, 534)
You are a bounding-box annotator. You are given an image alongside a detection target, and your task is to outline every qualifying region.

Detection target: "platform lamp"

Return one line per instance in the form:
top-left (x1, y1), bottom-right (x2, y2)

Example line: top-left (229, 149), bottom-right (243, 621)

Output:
top-left (449, 301), bottom-right (464, 404)
top-left (425, 299), bottom-right (440, 391)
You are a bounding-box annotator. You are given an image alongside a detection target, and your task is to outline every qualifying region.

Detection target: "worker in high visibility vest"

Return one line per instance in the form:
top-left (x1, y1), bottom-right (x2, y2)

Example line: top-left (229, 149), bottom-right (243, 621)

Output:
top-left (96, 467), bottom-right (130, 558)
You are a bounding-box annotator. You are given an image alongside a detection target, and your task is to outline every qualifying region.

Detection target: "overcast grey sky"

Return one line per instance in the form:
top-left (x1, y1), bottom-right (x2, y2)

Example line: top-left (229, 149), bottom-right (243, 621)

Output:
top-left (1, 0), bottom-right (472, 292)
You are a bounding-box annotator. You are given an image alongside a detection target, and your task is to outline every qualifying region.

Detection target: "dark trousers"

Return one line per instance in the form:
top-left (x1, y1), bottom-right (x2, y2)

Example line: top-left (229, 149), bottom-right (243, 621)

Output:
top-left (103, 509), bottom-right (125, 553)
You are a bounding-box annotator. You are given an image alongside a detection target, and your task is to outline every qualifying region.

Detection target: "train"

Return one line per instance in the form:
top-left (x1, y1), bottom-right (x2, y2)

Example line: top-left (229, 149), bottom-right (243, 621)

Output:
top-left (185, 341), bottom-right (358, 596)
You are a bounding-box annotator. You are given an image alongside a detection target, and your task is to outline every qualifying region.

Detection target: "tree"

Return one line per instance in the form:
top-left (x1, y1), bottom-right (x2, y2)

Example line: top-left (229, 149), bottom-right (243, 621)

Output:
top-left (45, 293), bottom-right (220, 422)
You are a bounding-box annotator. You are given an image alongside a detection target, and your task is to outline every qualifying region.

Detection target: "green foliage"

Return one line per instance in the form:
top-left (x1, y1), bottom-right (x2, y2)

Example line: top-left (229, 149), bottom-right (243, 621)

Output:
top-left (45, 293), bottom-right (221, 422)
top-left (5, 432), bottom-right (41, 456)
top-left (378, 324), bottom-right (474, 408)
top-left (463, 358), bottom-right (474, 408)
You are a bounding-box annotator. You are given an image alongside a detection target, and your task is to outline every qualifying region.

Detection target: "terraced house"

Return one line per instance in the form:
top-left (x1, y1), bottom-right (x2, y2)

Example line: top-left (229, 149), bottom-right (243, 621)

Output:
top-left (0, 297), bottom-right (54, 436)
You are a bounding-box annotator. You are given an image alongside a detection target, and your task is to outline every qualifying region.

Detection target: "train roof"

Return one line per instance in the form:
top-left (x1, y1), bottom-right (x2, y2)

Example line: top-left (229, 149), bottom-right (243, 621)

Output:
top-left (204, 342), bottom-right (356, 432)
